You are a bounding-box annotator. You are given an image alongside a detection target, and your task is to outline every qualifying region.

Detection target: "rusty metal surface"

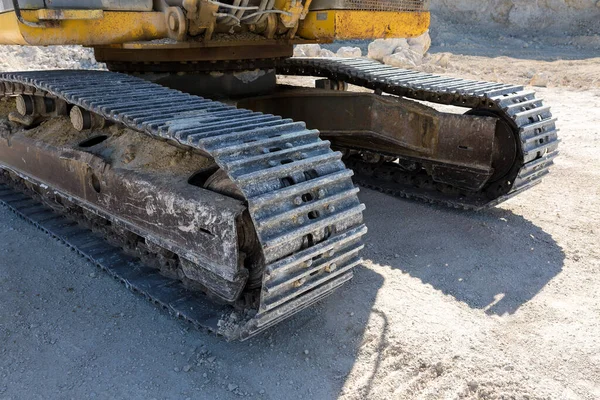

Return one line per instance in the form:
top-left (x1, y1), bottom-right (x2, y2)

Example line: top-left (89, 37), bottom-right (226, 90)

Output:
top-left (0, 130), bottom-right (250, 301)
top-left (278, 57), bottom-right (559, 209)
top-left (240, 89), bottom-right (498, 191)
top-left (0, 69), bottom-right (366, 340)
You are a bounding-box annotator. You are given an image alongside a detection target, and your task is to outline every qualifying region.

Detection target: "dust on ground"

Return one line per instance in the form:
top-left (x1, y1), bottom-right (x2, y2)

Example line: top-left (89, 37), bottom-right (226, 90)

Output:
top-left (1, 11), bottom-right (600, 400)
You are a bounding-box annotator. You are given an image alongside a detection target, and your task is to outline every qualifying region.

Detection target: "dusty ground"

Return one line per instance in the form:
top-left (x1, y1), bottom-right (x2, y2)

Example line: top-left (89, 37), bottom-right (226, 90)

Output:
top-left (1, 27), bottom-right (600, 400)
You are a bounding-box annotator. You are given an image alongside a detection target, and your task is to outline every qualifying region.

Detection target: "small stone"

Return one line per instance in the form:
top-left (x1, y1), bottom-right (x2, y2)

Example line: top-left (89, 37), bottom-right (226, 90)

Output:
top-left (259, 389), bottom-right (265, 394)
top-left (350, 312), bottom-right (354, 317)
top-left (89, 272), bottom-right (96, 278)
top-left (303, 349), bottom-right (309, 355)
top-left (202, 372), bottom-right (208, 378)
top-left (228, 383), bottom-right (238, 392)
top-left (207, 356), bottom-right (216, 363)
top-left (394, 254), bottom-right (400, 258)
top-left (183, 364), bottom-right (191, 372)
top-left (173, 367), bottom-right (180, 372)
top-left (530, 73), bottom-right (549, 87)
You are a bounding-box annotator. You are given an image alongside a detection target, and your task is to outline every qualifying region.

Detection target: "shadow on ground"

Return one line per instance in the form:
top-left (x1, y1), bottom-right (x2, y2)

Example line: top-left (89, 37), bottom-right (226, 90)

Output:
top-left (0, 186), bottom-right (565, 399)
top-left (359, 188), bottom-right (565, 315)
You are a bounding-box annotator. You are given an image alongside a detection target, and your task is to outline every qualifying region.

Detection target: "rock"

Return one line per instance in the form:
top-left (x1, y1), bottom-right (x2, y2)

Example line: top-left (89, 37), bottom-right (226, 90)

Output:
top-left (182, 364), bottom-right (191, 372)
top-left (382, 48), bottom-right (423, 68)
top-left (318, 49), bottom-right (335, 57)
top-left (336, 46), bottom-right (362, 58)
top-left (207, 356), bottom-right (216, 363)
top-left (367, 38), bottom-right (410, 61)
top-left (407, 30), bottom-right (431, 55)
top-left (428, 52), bottom-right (451, 68)
top-left (530, 73), bottom-right (549, 87)
top-left (294, 44), bottom-right (321, 58)
top-left (259, 389), bottom-right (265, 394)
top-left (467, 380), bottom-right (479, 391)
top-left (303, 349), bottom-right (309, 355)
top-left (228, 383), bottom-right (238, 392)
top-left (173, 367), bottom-right (180, 372)
top-left (89, 272), bottom-right (96, 278)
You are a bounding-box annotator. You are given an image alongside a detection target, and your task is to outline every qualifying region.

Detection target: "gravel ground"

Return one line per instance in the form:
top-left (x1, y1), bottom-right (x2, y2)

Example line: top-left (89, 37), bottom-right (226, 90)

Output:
top-left (1, 21), bottom-right (600, 400)
top-left (1, 85), bottom-right (599, 399)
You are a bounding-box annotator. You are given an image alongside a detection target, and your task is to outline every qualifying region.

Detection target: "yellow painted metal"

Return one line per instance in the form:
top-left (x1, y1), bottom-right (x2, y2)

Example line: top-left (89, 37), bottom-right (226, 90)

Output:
top-left (297, 10), bottom-right (430, 40)
top-left (36, 9), bottom-right (105, 21)
top-left (0, 10), bottom-right (168, 46)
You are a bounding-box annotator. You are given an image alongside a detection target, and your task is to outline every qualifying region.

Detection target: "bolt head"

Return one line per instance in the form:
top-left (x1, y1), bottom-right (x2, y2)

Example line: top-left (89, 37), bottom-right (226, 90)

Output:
top-left (293, 196), bottom-right (303, 206)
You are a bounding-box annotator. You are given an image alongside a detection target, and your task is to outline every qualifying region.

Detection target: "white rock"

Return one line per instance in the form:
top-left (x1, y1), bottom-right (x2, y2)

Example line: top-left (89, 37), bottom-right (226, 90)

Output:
top-left (336, 46), bottom-right (362, 58)
top-left (293, 47), bottom-right (306, 57)
top-left (367, 38), bottom-right (409, 61)
top-left (530, 73), bottom-right (549, 87)
top-left (294, 44), bottom-right (321, 58)
top-left (382, 48), bottom-right (423, 68)
top-left (318, 49), bottom-right (335, 57)
top-left (407, 30), bottom-right (431, 55)
top-left (429, 52), bottom-right (451, 68)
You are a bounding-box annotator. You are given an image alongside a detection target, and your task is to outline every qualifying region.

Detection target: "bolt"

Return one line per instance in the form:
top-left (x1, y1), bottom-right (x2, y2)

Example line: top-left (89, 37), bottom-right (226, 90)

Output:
top-left (268, 160), bottom-right (279, 167)
top-left (304, 259), bottom-right (313, 268)
top-left (262, 148), bottom-right (270, 154)
top-left (297, 216), bottom-right (305, 224)
top-left (328, 205), bottom-right (335, 213)
top-left (293, 196), bottom-right (303, 206)
top-left (325, 263), bottom-right (337, 273)
top-left (327, 249), bottom-right (335, 257)
top-left (317, 188), bottom-right (326, 198)
top-left (285, 142), bottom-right (294, 149)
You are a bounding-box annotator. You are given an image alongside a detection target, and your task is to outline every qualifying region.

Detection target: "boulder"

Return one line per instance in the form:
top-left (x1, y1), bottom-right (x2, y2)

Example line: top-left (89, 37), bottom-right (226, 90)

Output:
top-left (293, 44), bottom-right (321, 57)
top-left (382, 48), bottom-right (423, 68)
top-left (407, 31), bottom-right (431, 55)
top-left (318, 48), bottom-right (336, 57)
top-left (367, 38), bottom-right (410, 61)
top-left (336, 46), bottom-right (362, 58)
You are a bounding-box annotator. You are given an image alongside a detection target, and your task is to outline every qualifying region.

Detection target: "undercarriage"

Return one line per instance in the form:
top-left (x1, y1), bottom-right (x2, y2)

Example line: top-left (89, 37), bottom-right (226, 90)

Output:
top-left (0, 58), bottom-right (558, 339)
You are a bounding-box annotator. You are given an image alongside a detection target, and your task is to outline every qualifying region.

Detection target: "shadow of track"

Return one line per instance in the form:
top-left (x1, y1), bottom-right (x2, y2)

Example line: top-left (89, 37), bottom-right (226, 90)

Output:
top-left (358, 188), bottom-right (565, 315)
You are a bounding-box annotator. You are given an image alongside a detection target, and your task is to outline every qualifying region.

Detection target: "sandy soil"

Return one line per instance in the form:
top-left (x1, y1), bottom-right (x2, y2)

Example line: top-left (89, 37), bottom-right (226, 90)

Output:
top-left (2, 84), bottom-right (599, 399)
top-left (1, 24), bottom-right (600, 400)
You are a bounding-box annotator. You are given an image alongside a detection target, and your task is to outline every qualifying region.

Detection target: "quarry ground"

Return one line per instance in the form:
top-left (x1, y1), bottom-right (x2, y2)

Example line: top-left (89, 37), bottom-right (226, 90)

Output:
top-left (1, 31), bottom-right (600, 400)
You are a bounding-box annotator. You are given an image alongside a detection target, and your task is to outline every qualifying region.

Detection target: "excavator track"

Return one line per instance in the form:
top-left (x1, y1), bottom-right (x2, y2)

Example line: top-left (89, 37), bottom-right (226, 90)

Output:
top-left (278, 57), bottom-right (560, 209)
top-left (0, 70), bottom-right (366, 340)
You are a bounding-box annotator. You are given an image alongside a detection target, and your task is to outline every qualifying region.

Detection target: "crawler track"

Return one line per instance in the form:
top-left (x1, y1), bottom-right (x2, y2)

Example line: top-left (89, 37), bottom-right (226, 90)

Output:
top-left (279, 58), bottom-right (560, 209)
top-left (0, 70), bottom-right (366, 340)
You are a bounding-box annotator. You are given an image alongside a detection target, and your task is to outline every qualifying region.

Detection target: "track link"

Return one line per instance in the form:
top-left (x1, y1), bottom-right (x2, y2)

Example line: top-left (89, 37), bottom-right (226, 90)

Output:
top-left (279, 57), bottom-right (559, 209)
top-left (0, 70), bottom-right (366, 340)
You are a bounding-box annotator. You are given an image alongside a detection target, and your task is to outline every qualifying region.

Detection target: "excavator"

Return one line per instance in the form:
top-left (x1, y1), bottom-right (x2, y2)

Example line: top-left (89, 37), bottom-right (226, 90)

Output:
top-left (0, 0), bottom-right (558, 340)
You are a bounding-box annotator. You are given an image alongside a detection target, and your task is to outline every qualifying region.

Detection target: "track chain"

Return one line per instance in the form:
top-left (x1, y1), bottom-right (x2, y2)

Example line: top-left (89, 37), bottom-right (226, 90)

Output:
top-left (279, 57), bottom-right (559, 210)
top-left (0, 70), bottom-right (366, 340)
